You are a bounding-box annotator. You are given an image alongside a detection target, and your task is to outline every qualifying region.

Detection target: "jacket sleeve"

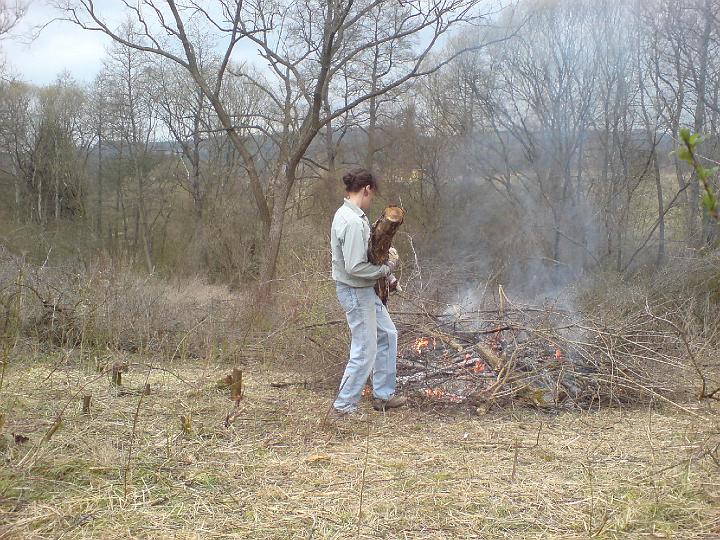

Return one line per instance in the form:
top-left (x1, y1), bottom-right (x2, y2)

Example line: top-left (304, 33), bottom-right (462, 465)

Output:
top-left (341, 219), bottom-right (389, 280)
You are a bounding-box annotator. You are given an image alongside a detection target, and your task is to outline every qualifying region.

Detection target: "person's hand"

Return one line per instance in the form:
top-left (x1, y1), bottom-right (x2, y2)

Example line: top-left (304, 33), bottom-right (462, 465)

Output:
top-left (388, 273), bottom-right (402, 294)
top-left (387, 247), bottom-right (400, 272)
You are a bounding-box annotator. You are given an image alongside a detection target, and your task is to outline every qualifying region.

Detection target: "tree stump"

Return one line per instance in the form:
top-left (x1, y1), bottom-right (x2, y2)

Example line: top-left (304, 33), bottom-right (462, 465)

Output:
top-left (82, 395), bottom-right (92, 414)
top-left (368, 206), bottom-right (405, 305)
top-left (111, 366), bottom-right (122, 386)
top-left (111, 361), bottom-right (128, 386)
top-left (230, 368), bottom-right (243, 401)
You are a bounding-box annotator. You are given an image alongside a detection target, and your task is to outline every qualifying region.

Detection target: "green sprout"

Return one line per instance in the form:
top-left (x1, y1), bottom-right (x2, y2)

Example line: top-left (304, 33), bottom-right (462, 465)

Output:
top-left (678, 128), bottom-right (720, 221)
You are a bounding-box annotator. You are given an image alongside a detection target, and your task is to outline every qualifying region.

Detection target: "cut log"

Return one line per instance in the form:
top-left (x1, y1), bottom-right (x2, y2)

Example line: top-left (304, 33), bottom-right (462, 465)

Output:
top-left (368, 206), bottom-right (405, 305)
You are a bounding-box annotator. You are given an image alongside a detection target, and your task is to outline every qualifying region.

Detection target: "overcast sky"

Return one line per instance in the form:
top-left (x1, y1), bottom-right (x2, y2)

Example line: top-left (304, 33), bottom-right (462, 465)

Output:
top-left (2, 2), bottom-right (115, 85)
top-left (2, 1), bottom-right (271, 86)
top-left (1, 1), bottom-right (456, 87)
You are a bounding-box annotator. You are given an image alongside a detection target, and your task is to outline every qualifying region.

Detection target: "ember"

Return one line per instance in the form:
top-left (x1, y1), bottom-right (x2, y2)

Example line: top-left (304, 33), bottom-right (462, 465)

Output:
top-left (424, 387), bottom-right (444, 398)
top-left (423, 387), bottom-right (463, 403)
top-left (391, 292), bottom-right (610, 410)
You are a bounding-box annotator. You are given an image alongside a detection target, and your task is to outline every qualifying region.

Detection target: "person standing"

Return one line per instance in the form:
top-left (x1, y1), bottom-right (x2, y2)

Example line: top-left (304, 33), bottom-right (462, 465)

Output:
top-left (330, 168), bottom-right (407, 417)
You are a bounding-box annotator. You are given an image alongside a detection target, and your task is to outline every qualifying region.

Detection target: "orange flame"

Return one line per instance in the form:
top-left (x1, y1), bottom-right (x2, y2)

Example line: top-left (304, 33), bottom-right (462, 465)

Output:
top-left (555, 349), bottom-right (563, 360)
top-left (362, 385), bottom-right (372, 397)
top-left (473, 360), bottom-right (485, 373)
top-left (414, 337), bottom-right (436, 354)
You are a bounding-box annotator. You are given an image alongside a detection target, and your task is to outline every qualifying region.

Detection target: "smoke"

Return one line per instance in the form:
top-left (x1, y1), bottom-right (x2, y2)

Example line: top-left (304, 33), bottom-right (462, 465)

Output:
top-left (418, 125), bottom-right (605, 310)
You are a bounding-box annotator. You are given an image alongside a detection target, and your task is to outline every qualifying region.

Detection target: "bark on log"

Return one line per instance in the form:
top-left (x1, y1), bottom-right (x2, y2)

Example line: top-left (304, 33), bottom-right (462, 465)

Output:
top-left (368, 206), bottom-right (405, 305)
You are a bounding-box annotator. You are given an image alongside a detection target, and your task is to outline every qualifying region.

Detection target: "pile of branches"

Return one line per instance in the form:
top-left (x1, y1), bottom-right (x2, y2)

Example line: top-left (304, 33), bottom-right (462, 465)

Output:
top-left (392, 293), bottom-right (702, 410)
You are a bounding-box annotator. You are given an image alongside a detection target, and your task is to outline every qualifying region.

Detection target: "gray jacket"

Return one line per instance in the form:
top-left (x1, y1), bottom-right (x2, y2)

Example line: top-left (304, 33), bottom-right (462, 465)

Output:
top-left (331, 199), bottom-right (390, 287)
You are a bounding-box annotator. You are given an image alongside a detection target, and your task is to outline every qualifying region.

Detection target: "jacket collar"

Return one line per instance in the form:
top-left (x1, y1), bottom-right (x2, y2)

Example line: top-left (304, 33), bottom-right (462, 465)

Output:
top-left (343, 198), bottom-right (366, 219)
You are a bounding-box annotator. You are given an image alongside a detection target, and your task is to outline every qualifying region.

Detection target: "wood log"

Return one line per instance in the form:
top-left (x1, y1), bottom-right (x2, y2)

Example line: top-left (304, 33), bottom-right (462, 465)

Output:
top-left (368, 206), bottom-right (405, 305)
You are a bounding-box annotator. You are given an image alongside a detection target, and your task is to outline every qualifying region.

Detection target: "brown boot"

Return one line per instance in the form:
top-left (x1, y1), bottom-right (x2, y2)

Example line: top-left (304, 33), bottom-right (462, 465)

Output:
top-left (373, 395), bottom-right (407, 411)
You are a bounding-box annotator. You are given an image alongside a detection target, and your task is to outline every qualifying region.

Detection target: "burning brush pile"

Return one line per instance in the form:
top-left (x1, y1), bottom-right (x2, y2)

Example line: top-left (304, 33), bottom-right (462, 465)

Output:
top-left (393, 294), bottom-right (689, 410)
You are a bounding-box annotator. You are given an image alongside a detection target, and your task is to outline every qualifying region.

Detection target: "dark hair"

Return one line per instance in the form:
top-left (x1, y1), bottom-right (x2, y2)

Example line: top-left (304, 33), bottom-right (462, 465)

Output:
top-left (342, 168), bottom-right (378, 193)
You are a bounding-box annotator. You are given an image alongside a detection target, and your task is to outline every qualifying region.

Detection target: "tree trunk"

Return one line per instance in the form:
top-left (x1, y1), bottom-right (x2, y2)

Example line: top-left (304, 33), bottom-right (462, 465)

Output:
top-left (96, 118), bottom-right (103, 240)
top-left (653, 150), bottom-right (665, 266)
top-left (324, 102), bottom-right (336, 176)
top-left (191, 88), bottom-right (204, 218)
top-left (54, 137), bottom-right (60, 222)
top-left (258, 181), bottom-right (292, 298)
top-left (13, 167), bottom-right (22, 224)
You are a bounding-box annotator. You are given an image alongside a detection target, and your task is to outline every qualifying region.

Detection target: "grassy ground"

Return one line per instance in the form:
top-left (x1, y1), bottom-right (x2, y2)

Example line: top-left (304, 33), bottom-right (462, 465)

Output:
top-left (0, 353), bottom-right (719, 539)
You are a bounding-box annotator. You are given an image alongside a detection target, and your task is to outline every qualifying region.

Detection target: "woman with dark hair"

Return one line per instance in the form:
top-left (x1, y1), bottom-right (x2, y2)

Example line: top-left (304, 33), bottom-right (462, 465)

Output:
top-left (330, 168), bottom-right (407, 417)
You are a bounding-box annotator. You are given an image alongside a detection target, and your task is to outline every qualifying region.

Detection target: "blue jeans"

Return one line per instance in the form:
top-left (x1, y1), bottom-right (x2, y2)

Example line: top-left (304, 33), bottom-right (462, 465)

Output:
top-left (334, 283), bottom-right (398, 412)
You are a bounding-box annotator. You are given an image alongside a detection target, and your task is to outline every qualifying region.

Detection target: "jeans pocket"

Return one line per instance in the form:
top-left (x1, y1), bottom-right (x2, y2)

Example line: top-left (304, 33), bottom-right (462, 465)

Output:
top-left (336, 285), bottom-right (358, 313)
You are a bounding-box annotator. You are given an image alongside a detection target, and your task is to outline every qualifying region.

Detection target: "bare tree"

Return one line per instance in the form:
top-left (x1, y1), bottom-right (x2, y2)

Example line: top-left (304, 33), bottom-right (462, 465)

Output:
top-left (97, 27), bottom-right (180, 272)
top-left (151, 61), bottom-right (209, 219)
top-left (0, 0), bottom-right (25, 37)
top-left (0, 79), bottom-right (34, 222)
top-left (54, 0), bottom-right (505, 293)
top-left (0, 75), bottom-right (90, 226)
top-left (0, 0), bottom-right (26, 76)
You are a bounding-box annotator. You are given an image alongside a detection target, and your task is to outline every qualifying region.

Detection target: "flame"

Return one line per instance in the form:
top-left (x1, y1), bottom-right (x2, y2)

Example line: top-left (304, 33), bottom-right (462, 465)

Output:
top-left (362, 385), bottom-right (372, 397)
top-left (414, 337), bottom-right (436, 354)
top-left (473, 360), bottom-right (485, 373)
top-left (423, 387), bottom-right (463, 403)
top-left (555, 349), bottom-right (563, 360)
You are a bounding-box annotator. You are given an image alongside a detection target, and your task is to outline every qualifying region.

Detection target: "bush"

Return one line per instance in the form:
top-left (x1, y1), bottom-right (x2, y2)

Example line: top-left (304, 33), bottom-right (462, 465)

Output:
top-left (0, 246), bottom-right (253, 359)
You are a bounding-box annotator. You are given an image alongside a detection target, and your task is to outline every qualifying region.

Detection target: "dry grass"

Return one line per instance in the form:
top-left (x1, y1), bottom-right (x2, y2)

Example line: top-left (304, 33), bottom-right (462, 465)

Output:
top-left (0, 353), bottom-right (719, 539)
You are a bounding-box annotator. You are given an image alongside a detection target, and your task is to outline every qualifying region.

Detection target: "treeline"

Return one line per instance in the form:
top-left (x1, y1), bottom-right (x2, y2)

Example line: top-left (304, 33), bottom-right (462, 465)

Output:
top-left (0, 0), bottom-right (718, 292)
top-left (436, 0), bottom-right (720, 284)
